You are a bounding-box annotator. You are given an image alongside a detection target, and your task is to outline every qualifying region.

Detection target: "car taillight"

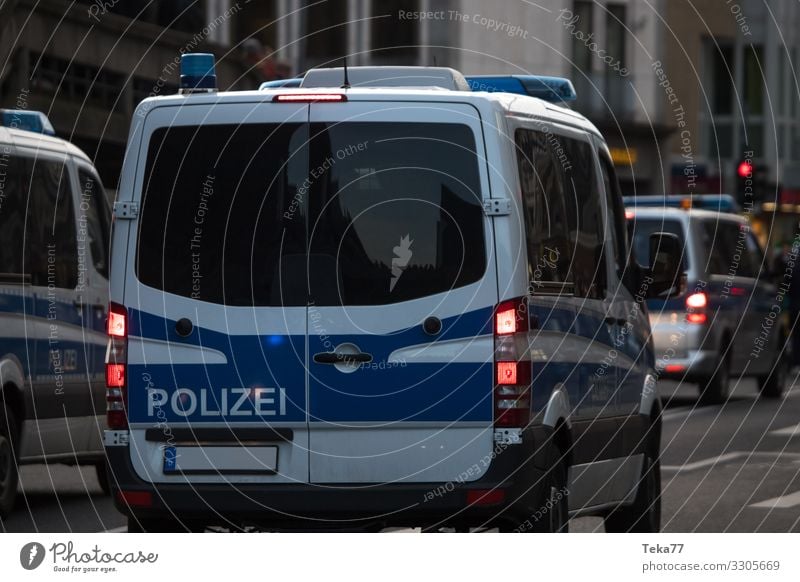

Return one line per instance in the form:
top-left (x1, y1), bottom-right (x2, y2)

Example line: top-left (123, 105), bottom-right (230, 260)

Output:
top-left (685, 292), bottom-right (707, 308)
top-left (685, 292), bottom-right (708, 324)
top-left (106, 302), bottom-right (128, 430)
top-left (494, 297), bottom-right (532, 428)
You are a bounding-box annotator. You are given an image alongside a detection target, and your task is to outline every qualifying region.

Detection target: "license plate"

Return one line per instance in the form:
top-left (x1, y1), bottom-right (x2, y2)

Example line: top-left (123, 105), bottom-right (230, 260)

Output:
top-left (162, 445), bottom-right (278, 475)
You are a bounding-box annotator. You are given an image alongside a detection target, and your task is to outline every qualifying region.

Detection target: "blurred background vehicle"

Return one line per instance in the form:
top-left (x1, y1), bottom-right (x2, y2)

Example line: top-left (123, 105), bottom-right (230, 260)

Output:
top-left (627, 202), bottom-right (789, 403)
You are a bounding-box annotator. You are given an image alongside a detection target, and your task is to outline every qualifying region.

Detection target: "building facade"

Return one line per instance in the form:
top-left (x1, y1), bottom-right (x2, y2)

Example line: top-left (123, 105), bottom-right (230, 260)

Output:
top-left (663, 0), bottom-right (800, 245)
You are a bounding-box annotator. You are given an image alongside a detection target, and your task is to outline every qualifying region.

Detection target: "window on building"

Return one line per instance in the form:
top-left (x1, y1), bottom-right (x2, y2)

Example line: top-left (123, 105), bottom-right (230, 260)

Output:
top-left (606, 4), bottom-right (627, 73)
top-left (371, 0), bottom-right (420, 65)
top-left (571, 1), bottom-right (594, 72)
top-left (744, 45), bottom-right (764, 115)
top-left (303, 0), bottom-right (348, 68)
top-left (710, 44), bottom-right (734, 115)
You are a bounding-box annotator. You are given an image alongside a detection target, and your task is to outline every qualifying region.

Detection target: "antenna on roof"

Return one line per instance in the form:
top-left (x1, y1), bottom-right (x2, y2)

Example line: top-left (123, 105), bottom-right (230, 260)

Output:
top-left (341, 56), bottom-right (351, 89)
top-left (432, 55), bottom-right (438, 67)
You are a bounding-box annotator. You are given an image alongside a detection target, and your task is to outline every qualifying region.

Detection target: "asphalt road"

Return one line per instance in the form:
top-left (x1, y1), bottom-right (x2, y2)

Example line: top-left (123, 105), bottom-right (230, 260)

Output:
top-left (2, 375), bottom-right (799, 533)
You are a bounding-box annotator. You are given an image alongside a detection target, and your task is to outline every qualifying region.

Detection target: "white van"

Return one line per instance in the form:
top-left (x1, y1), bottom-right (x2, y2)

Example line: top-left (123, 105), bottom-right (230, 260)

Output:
top-left (0, 111), bottom-right (111, 517)
top-left (105, 55), bottom-right (683, 532)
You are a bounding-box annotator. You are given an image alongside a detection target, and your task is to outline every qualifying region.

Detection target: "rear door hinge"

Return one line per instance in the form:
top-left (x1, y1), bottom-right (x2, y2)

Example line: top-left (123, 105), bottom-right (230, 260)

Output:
top-left (483, 198), bottom-right (511, 216)
top-left (113, 201), bottom-right (139, 219)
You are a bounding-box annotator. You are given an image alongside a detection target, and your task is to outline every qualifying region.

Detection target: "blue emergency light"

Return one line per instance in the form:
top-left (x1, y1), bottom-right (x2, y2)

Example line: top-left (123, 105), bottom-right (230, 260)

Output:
top-left (623, 194), bottom-right (741, 214)
top-left (466, 75), bottom-right (578, 103)
top-left (0, 109), bottom-right (56, 135)
top-left (180, 53), bottom-right (217, 92)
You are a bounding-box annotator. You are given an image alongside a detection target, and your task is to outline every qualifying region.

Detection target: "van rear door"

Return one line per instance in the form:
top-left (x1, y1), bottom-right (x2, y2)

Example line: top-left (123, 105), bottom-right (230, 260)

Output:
top-left (304, 101), bottom-right (497, 483)
top-left (125, 102), bottom-right (310, 484)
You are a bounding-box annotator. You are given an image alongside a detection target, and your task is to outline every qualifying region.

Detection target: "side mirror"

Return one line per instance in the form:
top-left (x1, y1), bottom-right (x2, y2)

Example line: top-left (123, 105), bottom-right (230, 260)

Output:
top-left (645, 232), bottom-right (685, 298)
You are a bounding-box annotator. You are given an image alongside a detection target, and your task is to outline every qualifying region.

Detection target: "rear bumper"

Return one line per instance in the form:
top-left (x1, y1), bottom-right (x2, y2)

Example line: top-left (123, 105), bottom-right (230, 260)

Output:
top-left (106, 426), bottom-right (554, 530)
top-left (649, 315), bottom-right (718, 381)
top-left (656, 349), bottom-right (718, 381)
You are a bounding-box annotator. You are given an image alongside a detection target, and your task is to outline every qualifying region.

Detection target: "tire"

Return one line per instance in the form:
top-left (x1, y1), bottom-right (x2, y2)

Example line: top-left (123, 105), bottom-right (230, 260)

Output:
top-left (95, 460), bottom-right (111, 496)
top-left (511, 449), bottom-right (569, 533)
top-left (758, 346), bottom-right (788, 399)
top-left (0, 403), bottom-right (20, 519)
top-left (605, 454), bottom-right (661, 533)
top-left (699, 349), bottom-right (730, 404)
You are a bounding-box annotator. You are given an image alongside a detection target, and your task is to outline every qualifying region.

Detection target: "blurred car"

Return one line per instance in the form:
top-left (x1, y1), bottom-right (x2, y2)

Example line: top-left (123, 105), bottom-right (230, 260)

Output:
top-left (0, 111), bottom-right (111, 517)
top-left (627, 206), bottom-right (788, 403)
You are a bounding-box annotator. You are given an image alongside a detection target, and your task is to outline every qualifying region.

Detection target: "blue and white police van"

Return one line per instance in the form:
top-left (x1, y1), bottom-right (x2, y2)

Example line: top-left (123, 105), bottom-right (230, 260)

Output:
top-left (0, 111), bottom-right (111, 517)
top-left (105, 54), bottom-right (683, 532)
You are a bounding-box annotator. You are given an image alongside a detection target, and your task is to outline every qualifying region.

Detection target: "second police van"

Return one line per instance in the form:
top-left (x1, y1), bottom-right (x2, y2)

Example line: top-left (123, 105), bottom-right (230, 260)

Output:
top-left (105, 55), bottom-right (683, 532)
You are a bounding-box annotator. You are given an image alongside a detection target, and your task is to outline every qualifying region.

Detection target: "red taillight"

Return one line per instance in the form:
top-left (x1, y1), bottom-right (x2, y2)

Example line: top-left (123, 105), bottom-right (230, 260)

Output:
top-left (116, 490), bottom-right (153, 508)
top-left (106, 364), bottom-right (126, 387)
top-left (272, 93), bottom-right (347, 102)
top-left (466, 489), bottom-right (506, 506)
top-left (108, 310), bottom-right (126, 337)
top-left (106, 303), bottom-right (128, 430)
top-left (664, 364), bottom-right (686, 373)
top-left (494, 298), bottom-right (531, 428)
top-left (496, 362), bottom-right (518, 385)
top-left (685, 292), bottom-right (707, 309)
top-left (496, 307), bottom-right (517, 335)
top-left (685, 292), bottom-right (707, 325)
top-left (686, 313), bottom-right (707, 324)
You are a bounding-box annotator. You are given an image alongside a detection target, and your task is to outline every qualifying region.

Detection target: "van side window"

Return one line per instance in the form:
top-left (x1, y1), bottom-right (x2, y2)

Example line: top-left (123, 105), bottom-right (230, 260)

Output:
top-left (702, 221), bottom-right (755, 278)
top-left (561, 137), bottom-right (606, 298)
top-left (515, 128), bottom-right (573, 292)
top-left (23, 158), bottom-right (78, 289)
top-left (78, 169), bottom-right (111, 279)
top-left (600, 154), bottom-right (636, 291)
top-left (0, 154), bottom-right (27, 282)
top-left (515, 128), bottom-right (606, 298)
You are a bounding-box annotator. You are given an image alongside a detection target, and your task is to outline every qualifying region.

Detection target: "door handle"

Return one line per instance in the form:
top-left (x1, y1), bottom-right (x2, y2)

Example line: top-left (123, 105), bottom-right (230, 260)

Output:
top-left (313, 352), bottom-right (373, 365)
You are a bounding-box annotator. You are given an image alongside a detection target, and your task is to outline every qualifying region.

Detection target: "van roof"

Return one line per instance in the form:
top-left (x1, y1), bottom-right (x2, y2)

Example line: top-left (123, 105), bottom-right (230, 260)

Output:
top-left (0, 125), bottom-right (91, 162)
top-left (134, 86), bottom-right (603, 139)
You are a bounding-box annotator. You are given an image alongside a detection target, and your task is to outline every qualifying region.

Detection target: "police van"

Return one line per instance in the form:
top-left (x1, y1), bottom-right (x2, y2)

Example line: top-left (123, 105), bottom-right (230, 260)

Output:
top-left (0, 111), bottom-right (111, 517)
top-left (105, 54), bottom-right (683, 532)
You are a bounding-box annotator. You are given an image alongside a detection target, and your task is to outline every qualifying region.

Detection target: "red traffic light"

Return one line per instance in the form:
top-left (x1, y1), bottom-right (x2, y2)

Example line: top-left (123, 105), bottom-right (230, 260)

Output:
top-left (737, 160), bottom-right (752, 178)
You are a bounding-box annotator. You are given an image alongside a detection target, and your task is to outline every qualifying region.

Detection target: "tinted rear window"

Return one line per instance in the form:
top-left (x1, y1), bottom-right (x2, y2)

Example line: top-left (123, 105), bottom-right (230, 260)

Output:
top-left (136, 121), bottom-right (485, 306)
top-left (137, 123), bottom-right (309, 306)
top-left (307, 122), bottom-right (485, 305)
top-left (629, 217), bottom-right (688, 269)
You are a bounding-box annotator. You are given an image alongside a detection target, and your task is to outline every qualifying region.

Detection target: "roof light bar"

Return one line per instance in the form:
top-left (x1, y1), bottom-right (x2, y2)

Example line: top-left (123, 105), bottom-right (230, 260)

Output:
top-left (466, 75), bottom-right (578, 103)
top-left (0, 109), bottom-right (56, 135)
top-left (272, 93), bottom-right (347, 103)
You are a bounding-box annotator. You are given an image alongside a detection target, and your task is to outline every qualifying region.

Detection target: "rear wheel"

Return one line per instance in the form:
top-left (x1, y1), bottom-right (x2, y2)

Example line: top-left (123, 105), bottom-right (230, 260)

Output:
top-left (95, 461), bottom-right (111, 496)
top-left (0, 403), bottom-right (20, 519)
top-left (510, 449), bottom-right (569, 533)
top-left (604, 454), bottom-right (661, 533)
top-left (699, 349), bottom-right (730, 404)
top-left (758, 345), bottom-right (788, 399)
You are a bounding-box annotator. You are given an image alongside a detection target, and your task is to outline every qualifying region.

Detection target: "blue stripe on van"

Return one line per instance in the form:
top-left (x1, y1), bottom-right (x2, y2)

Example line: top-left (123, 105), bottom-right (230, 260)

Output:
top-left (125, 306), bottom-right (495, 424)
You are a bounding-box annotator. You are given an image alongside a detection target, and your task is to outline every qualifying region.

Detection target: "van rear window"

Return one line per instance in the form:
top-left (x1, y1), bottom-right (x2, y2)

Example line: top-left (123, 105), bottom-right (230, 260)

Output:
top-left (136, 122), bottom-right (486, 306)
